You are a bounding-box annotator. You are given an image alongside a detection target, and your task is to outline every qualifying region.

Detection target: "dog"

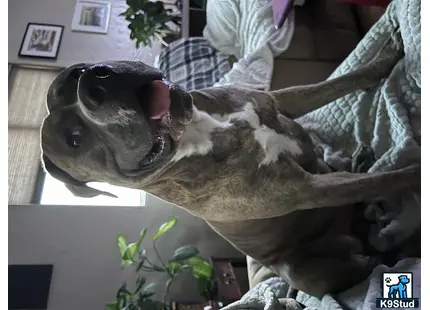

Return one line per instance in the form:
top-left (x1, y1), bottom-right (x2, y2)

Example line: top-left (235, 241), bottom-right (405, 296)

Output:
top-left (387, 275), bottom-right (410, 299)
top-left (39, 37), bottom-right (420, 298)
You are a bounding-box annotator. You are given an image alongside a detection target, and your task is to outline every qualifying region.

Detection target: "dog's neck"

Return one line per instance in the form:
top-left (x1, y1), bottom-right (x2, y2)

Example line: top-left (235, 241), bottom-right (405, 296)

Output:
top-left (144, 88), bottom-right (313, 219)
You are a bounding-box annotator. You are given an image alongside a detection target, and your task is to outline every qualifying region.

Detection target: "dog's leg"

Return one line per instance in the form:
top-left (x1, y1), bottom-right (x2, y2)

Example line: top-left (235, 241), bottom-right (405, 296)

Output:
top-left (273, 249), bottom-right (371, 298)
top-left (270, 33), bottom-right (403, 119)
top-left (299, 165), bottom-right (420, 211)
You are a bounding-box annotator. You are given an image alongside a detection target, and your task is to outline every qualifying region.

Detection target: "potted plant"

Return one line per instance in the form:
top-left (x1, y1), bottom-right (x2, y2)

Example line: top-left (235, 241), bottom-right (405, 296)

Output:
top-left (120, 0), bottom-right (182, 48)
top-left (106, 217), bottom-right (218, 310)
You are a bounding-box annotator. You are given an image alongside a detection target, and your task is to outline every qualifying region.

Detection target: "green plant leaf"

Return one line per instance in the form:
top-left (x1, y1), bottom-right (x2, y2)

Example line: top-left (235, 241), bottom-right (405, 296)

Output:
top-left (178, 264), bottom-right (193, 274)
top-left (117, 235), bottom-right (128, 257)
top-left (121, 259), bottom-right (133, 269)
top-left (198, 276), bottom-right (218, 301)
top-left (165, 278), bottom-right (173, 290)
top-left (123, 242), bottom-right (138, 261)
top-left (117, 296), bottom-right (127, 309)
top-left (135, 260), bottom-right (145, 272)
top-left (134, 277), bottom-right (146, 294)
top-left (185, 256), bottom-right (213, 279)
top-left (167, 260), bottom-right (182, 274)
top-left (116, 282), bottom-right (131, 298)
top-left (105, 301), bottom-right (118, 310)
top-left (136, 228), bottom-right (147, 249)
top-left (152, 217), bottom-right (177, 241)
top-left (141, 282), bottom-right (156, 298)
top-left (172, 245), bottom-right (199, 261)
top-left (167, 260), bottom-right (194, 276)
top-left (139, 248), bottom-right (147, 259)
top-left (138, 298), bottom-right (160, 310)
top-left (126, 0), bottom-right (139, 9)
top-left (122, 7), bottom-right (136, 16)
top-left (152, 264), bottom-right (166, 272)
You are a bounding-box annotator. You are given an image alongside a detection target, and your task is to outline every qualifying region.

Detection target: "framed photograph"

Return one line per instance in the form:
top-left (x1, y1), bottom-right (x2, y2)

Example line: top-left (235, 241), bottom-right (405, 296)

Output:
top-left (18, 23), bottom-right (64, 59)
top-left (71, 0), bottom-right (111, 34)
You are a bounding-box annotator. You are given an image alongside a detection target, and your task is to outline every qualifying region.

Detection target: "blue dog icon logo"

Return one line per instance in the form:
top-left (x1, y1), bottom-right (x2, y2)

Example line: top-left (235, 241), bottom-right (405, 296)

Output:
top-left (385, 275), bottom-right (410, 299)
top-left (376, 272), bottom-right (419, 308)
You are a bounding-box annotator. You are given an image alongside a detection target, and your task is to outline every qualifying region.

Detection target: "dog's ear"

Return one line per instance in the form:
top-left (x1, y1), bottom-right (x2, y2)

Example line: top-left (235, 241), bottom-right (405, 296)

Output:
top-left (41, 155), bottom-right (117, 198)
top-left (64, 183), bottom-right (117, 198)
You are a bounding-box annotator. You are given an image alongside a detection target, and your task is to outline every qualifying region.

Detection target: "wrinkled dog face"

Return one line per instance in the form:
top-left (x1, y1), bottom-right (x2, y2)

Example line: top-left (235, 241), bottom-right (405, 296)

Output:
top-left (40, 61), bottom-right (193, 196)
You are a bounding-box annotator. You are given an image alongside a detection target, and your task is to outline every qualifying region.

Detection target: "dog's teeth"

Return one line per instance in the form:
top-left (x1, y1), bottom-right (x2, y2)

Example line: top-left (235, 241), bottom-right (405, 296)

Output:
top-left (160, 112), bottom-right (172, 127)
top-left (140, 136), bottom-right (164, 168)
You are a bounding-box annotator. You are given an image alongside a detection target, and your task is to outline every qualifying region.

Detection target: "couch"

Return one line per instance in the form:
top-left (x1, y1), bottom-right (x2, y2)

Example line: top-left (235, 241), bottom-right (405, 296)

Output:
top-left (271, 1), bottom-right (385, 90)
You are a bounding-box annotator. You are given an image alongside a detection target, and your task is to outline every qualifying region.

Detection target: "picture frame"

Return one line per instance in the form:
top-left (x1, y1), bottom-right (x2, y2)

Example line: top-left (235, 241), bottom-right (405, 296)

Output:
top-left (71, 0), bottom-right (111, 34)
top-left (18, 23), bottom-right (64, 59)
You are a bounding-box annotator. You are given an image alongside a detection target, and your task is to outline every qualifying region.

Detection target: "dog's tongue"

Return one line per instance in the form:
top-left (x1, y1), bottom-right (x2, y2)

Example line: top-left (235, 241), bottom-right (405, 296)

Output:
top-left (148, 80), bottom-right (171, 119)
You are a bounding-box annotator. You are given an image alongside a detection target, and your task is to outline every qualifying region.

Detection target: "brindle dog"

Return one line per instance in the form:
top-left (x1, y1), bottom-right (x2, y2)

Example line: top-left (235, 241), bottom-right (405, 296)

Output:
top-left (40, 38), bottom-right (420, 297)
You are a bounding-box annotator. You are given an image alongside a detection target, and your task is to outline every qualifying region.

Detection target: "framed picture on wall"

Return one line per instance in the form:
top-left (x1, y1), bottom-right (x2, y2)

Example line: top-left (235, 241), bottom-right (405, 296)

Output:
top-left (71, 0), bottom-right (111, 34)
top-left (18, 23), bottom-right (64, 59)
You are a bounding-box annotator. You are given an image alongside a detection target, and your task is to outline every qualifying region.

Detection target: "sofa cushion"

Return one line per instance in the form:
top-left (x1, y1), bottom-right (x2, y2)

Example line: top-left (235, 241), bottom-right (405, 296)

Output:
top-left (271, 59), bottom-right (340, 90)
top-left (276, 0), bottom-right (361, 62)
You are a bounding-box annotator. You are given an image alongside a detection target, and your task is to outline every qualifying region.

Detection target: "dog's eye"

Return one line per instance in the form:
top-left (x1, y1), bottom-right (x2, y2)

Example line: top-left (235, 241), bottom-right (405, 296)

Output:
top-left (66, 128), bottom-right (83, 149)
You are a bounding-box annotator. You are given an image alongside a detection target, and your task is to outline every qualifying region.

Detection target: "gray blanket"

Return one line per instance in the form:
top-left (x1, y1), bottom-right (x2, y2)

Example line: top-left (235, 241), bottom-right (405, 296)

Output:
top-left (297, 0), bottom-right (421, 252)
top-left (222, 0), bottom-right (421, 309)
top-left (224, 258), bottom-right (420, 310)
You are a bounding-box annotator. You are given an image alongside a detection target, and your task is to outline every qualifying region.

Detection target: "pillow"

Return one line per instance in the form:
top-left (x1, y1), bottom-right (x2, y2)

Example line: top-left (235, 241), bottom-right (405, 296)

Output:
top-left (155, 37), bottom-right (232, 91)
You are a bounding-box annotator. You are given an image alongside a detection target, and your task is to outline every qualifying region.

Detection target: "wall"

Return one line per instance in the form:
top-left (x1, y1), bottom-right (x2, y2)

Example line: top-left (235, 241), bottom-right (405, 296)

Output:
top-left (8, 195), bottom-right (244, 310)
top-left (8, 0), bottom-right (161, 68)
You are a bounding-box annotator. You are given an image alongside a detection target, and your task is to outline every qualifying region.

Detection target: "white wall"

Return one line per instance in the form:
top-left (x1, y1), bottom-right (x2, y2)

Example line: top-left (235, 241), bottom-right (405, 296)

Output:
top-left (8, 0), bottom-right (161, 67)
top-left (9, 195), bottom-right (244, 310)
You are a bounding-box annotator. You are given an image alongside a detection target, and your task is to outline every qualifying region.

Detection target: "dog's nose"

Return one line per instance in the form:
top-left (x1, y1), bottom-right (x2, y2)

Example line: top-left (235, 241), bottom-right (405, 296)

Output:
top-left (78, 64), bottom-right (114, 109)
top-left (89, 65), bottom-right (111, 79)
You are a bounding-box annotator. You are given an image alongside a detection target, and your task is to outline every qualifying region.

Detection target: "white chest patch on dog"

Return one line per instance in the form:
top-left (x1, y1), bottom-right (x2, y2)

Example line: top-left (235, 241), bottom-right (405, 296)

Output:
top-left (212, 103), bottom-right (260, 128)
top-left (170, 106), bottom-right (231, 162)
top-left (171, 102), bottom-right (302, 165)
top-left (254, 125), bottom-right (302, 166)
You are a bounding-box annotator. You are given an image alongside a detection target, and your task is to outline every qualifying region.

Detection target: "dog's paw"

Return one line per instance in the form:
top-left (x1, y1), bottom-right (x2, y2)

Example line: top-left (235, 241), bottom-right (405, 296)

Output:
top-left (380, 193), bottom-right (420, 236)
top-left (368, 192), bottom-right (420, 251)
top-left (368, 226), bottom-right (394, 252)
top-left (364, 201), bottom-right (389, 221)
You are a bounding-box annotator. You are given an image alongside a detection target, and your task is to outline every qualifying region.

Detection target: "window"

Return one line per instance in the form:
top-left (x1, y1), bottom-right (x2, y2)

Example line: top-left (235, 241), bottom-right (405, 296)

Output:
top-left (40, 172), bottom-right (146, 206)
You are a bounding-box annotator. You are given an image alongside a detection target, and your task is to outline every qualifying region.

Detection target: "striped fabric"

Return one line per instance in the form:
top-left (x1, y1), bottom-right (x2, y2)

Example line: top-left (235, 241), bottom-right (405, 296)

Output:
top-left (156, 37), bottom-right (231, 91)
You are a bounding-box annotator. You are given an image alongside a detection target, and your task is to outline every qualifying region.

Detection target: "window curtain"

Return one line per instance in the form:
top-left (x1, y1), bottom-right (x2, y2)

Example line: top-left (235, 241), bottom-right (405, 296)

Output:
top-left (8, 66), bottom-right (59, 204)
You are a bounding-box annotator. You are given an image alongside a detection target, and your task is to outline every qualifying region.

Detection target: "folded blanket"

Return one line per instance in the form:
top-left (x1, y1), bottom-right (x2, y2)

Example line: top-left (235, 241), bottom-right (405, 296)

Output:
top-left (225, 258), bottom-right (420, 310)
top-left (203, 0), bottom-right (295, 90)
top-left (296, 0), bottom-right (421, 252)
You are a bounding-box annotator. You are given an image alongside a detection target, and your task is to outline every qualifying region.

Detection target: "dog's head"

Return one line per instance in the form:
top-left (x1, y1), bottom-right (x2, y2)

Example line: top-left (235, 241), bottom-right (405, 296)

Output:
top-left (398, 275), bottom-right (410, 285)
top-left (40, 61), bottom-right (193, 197)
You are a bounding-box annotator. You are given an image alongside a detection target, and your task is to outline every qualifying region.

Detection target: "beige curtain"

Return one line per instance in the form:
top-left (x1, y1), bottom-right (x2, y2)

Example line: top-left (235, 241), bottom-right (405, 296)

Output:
top-left (8, 66), bottom-right (60, 204)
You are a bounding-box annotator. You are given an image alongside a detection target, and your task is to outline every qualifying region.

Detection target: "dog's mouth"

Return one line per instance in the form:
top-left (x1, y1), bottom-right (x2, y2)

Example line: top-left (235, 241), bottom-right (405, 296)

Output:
top-left (136, 79), bottom-right (175, 131)
top-left (135, 79), bottom-right (173, 170)
top-left (137, 79), bottom-right (172, 122)
top-left (139, 133), bottom-right (166, 168)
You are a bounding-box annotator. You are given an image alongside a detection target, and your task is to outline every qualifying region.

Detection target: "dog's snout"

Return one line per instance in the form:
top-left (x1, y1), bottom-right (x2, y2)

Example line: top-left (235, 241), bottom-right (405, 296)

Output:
top-left (90, 65), bottom-right (111, 79)
top-left (87, 86), bottom-right (106, 106)
top-left (77, 64), bottom-right (115, 110)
